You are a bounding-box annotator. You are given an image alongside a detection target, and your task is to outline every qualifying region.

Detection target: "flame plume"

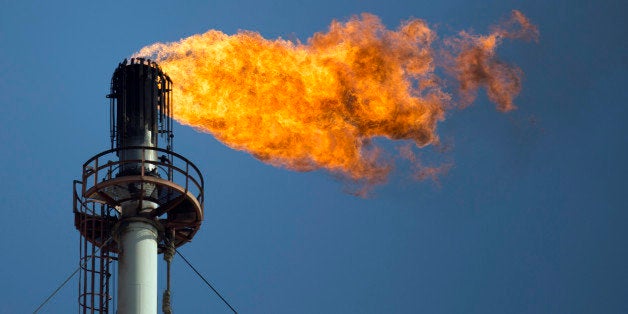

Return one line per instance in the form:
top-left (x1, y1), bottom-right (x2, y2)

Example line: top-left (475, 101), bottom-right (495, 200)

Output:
top-left (135, 11), bottom-right (537, 190)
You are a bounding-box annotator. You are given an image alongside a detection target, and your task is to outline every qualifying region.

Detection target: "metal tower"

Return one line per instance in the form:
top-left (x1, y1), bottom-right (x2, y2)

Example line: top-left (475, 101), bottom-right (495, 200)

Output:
top-left (73, 58), bottom-right (204, 313)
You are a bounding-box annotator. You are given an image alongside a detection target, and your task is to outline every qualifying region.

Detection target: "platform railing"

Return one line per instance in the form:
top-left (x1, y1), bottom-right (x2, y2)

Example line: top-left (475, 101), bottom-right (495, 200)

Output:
top-left (81, 146), bottom-right (204, 206)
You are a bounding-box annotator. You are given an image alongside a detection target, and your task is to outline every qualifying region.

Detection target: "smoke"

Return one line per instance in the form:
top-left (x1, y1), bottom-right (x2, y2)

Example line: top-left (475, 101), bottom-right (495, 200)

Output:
top-left (134, 10), bottom-right (537, 194)
top-left (446, 10), bottom-right (539, 111)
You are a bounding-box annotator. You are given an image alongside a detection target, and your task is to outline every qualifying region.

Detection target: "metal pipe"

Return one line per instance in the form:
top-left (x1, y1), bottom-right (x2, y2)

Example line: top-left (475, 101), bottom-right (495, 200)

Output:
top-left (116, 219), bottom-right (158, 314)
top-left (109, 60), bottom-right (165, 313)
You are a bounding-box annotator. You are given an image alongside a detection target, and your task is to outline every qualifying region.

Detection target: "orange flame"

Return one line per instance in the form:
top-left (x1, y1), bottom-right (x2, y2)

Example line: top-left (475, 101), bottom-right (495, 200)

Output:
top-left (135, 11), bottom-right (537, 190)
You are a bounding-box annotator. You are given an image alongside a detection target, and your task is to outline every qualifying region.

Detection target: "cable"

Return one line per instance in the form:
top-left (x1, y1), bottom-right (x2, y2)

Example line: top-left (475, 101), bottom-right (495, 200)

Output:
top-left (33, 266), bottom-right (80, 314)
top-left (33, 237), bottom-right (113, 314)
top-left (162, 230), bottom-right (175, 314)
top-left (175, 249), bottom-right (238, 314)
top-left (35, 236), bottom-right (237, 313)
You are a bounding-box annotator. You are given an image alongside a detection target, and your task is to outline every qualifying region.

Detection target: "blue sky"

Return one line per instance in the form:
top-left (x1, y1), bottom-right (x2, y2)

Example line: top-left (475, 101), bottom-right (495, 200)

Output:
top-left (1, 0), bottom-right (627, 313)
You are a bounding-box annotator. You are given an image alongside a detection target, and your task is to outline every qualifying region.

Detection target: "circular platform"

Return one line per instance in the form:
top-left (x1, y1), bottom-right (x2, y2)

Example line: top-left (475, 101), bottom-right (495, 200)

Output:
top-left (74, 146), bottom-right (204, 251)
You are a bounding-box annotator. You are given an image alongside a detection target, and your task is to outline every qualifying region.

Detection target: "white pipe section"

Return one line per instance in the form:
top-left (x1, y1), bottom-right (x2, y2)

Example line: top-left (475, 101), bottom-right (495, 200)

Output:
top-left (117, 220), bottom-right (158, 314)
